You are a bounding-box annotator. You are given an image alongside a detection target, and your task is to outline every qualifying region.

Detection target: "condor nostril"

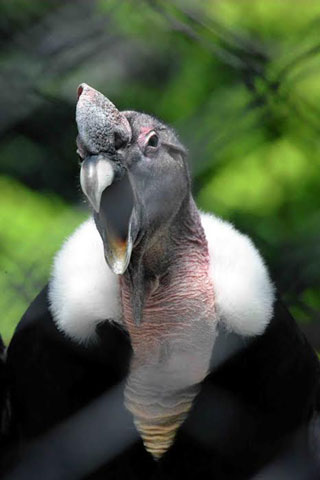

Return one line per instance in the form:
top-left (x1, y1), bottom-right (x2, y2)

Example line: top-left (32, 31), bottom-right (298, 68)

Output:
top-left (114, 131), bottom-right (127, 150)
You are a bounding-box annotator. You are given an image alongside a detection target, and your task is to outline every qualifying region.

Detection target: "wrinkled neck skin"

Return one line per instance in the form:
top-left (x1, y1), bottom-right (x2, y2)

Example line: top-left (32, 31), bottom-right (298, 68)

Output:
top-left (120, 196), bottom-right (216, 459)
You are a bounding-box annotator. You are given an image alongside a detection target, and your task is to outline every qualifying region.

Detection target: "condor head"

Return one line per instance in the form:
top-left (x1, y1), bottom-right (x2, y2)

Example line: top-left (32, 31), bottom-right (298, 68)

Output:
top-left (76, 83), bottom-right (189, 275)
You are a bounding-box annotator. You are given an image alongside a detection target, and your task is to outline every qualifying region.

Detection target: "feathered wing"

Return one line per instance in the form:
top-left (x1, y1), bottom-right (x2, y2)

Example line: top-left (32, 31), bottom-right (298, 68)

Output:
top-left (6, 285), bottom-right (131, 436)
top-left (167, 212), bottom-right (320, 477)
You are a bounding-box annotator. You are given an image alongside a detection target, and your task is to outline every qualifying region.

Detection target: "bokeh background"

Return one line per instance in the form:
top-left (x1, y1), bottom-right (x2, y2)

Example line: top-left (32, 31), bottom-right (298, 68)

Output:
top-left (0, 0), bottom-right (320, 348)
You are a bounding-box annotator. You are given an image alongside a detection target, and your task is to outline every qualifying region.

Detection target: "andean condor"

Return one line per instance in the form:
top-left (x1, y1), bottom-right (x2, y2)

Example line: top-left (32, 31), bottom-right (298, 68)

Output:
top-left (3, 84), bottom-right (320, 479)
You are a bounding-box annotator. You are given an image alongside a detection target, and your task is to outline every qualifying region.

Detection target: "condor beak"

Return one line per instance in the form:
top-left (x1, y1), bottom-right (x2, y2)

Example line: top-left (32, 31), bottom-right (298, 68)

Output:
top-left (80, 155), bottom-right (114, 213)
top-left (80, 154), bottom-right (136, 275)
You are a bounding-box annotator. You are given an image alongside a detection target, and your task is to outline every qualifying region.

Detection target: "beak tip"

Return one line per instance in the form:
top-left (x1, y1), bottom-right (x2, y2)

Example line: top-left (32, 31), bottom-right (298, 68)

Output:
top-left (77, 83), bottom-right (92, 99)
top-left (108, 260), bottom-right (128, 276)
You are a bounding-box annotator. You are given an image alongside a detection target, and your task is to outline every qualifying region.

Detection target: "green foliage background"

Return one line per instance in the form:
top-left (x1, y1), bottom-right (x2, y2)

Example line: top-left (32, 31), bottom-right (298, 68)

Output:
top-left (0, 0), bottom-right (320, 346)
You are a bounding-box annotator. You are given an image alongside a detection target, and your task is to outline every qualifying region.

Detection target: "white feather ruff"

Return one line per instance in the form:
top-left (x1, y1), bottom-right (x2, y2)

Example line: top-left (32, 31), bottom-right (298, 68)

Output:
top-left (48, 212), bottom-right (275, 343)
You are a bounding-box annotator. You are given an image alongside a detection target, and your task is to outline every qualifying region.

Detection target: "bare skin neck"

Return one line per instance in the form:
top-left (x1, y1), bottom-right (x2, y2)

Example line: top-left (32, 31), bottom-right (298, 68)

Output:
top-left (119, 196), bottom-right (217, 459)
top-left (121, 195), bottom-right (209, 326)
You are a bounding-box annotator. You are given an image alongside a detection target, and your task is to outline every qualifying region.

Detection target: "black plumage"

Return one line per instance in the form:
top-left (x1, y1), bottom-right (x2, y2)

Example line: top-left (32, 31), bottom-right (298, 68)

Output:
top-left (3, 289), bottom-right (319, 479)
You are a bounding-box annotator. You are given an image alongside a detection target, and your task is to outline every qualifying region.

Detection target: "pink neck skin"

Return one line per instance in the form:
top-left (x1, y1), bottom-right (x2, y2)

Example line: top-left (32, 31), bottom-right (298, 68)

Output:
top-left (120, 198), bottom-right (215, 363)
top-left (119, 198), bottom-right (216, 457)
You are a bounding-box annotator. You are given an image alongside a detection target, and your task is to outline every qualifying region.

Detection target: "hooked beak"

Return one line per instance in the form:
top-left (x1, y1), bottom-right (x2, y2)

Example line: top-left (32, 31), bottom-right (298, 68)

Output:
top-left (80, 154), bottom-right (136, 275)
top-left (76, 83), bottom-right (136, 276)
top-left (80, 154), bottom-right (114, 213)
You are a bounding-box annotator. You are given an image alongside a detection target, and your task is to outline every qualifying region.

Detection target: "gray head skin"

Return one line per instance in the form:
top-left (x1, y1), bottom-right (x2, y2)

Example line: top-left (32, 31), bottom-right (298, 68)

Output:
top-left (77, 83), bottom-right (190, 321)
top-left (76, 83), bottom-right (131, 155)
top-left (76, 84), bottom-right (216, 458)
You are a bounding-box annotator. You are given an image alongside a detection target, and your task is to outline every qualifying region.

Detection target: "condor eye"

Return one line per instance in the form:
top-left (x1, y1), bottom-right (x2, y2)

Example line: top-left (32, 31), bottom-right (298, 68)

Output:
top-left (146, 132), bottom-right (159, 149)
